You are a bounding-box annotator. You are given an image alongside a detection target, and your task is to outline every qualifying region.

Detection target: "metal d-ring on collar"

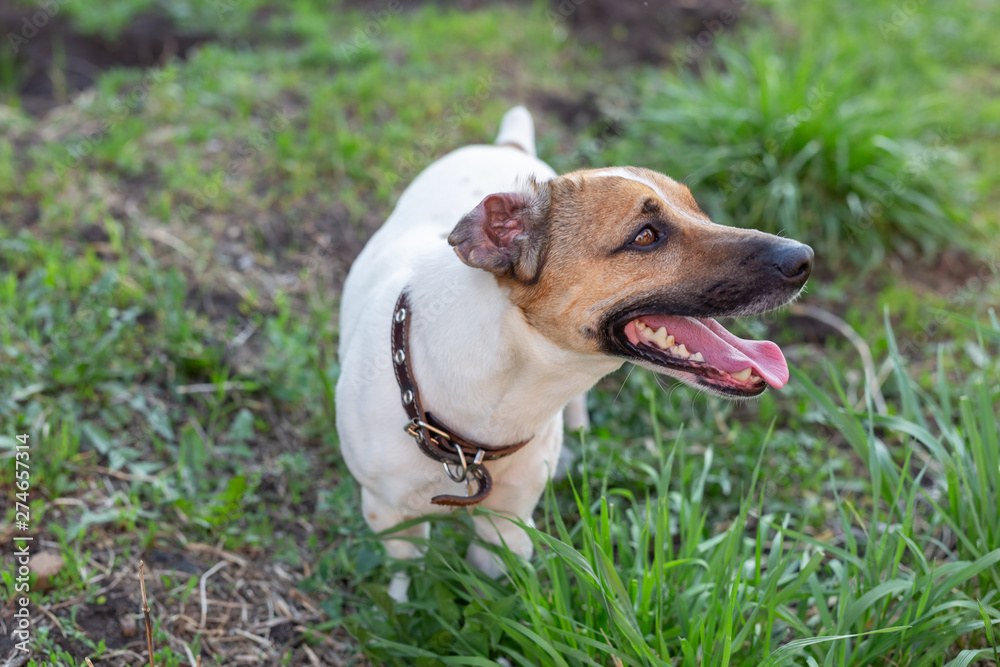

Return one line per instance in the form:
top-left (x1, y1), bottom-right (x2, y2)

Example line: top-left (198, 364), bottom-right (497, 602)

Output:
top-left (390, 291), bottom-right (530, 507)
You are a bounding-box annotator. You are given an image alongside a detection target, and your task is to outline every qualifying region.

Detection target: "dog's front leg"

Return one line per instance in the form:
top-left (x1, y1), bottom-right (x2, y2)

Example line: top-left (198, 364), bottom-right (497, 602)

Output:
top-left (467, 509), bottom-right (535, 580)
top-left (563, 392), bottom-right (590, 432)
top-left (362, 487), bottom-right (428, 603)
top-left (464, 439), bottom-right (557, 579)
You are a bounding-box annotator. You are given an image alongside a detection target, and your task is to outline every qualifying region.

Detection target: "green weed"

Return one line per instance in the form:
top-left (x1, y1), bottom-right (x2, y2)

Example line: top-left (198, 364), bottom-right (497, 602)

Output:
top-left (344, 319), bottom-right (1000, 666)
top-left (602, 0), bottom-right (998, 269)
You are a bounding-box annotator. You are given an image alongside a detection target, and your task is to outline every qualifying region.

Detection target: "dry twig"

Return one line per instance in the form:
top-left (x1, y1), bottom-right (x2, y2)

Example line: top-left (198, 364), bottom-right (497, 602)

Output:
top-left (139, 560), bottom-right (156, 667)
top-left (303, 644), bottom-right (322, 667)
top-left (790, 303), bottom-right (889, 414)
top-left (175, 381), bottom-right (253, 395)
top-left (199, 561), bottom-right (230, 629)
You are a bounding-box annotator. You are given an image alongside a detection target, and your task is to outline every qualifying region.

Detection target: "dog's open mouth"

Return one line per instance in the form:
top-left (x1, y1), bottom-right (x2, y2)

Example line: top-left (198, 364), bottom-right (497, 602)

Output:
top-left (617, 315), bottom-right (789, 397)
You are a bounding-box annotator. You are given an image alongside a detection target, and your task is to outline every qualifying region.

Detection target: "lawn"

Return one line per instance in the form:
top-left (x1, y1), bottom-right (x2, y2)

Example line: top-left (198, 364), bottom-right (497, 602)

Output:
top-left (1, 0), bottom-right (998, 665)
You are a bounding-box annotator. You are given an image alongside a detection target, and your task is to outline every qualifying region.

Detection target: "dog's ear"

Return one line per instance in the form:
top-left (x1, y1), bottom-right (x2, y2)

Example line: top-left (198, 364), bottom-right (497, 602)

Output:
top-left (448, 187), bottom-right (550, 281)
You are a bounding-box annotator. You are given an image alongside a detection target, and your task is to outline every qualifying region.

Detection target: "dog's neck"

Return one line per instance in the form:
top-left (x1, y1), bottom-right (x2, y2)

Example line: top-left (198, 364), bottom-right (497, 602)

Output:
top-left (405, 256), bottom-right (621, 445)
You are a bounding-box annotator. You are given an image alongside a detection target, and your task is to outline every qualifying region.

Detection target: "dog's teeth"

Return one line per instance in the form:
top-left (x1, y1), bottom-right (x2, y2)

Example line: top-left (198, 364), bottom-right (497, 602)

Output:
top-left (675, 344), bottom-right (690, 358)
top-left (732, 368), bottom-right (752, 382)
top-left (636, 320), bottom-right (647, 331)
top-left (652, 327), bottom-right (670, 349)
top-left (750, 374), bottom-right (762, 383)
top-left (664, 334), bottom-right (674, 347)
top-left (641, 326), bottom-right (656, 341)
top-left (691, 352), bottom-right (705, 362)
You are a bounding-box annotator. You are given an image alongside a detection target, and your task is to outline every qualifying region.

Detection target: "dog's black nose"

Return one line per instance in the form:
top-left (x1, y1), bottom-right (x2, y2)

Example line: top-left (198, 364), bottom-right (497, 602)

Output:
top-left (773, 243), bottom-right (813, 286)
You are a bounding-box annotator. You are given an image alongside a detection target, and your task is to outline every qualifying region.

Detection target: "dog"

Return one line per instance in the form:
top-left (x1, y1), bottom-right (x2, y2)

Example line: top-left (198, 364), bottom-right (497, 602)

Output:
top-left (336, 106), bottom-right (812, 602)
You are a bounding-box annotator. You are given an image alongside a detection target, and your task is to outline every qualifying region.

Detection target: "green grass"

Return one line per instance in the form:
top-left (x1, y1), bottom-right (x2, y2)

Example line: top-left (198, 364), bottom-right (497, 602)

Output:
top-left (0, 0), bottom-right (998, 665)
top-left (338, 321), bottom-right (1000, 665)
top-left (601, 0), bottom-right (997, 269)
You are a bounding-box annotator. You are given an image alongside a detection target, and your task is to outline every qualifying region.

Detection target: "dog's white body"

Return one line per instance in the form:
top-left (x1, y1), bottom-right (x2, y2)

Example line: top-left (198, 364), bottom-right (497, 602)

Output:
top-left (337, 109), bottom-right (618, 599)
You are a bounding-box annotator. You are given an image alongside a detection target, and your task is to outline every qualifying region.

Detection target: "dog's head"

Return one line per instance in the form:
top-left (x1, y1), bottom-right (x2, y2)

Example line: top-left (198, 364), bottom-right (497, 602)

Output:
top-left (448, 166), bottom-right (813, 398)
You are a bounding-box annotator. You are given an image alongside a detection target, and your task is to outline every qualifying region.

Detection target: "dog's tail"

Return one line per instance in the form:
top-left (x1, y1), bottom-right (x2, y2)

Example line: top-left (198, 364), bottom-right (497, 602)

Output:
top-left (494, 105), bottom-right (536, 157)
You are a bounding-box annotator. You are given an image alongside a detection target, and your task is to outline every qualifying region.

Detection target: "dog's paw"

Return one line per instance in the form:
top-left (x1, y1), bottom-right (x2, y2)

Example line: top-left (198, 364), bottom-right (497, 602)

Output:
top-left (387, 572), bottom-right (411, 604)
top-left (467, 543), bottom-right (507, 580)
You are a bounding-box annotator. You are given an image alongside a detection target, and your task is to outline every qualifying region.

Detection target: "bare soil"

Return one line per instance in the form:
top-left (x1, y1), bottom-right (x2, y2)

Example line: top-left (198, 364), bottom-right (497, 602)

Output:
top-left (0, 5), bottom-right (213, 115)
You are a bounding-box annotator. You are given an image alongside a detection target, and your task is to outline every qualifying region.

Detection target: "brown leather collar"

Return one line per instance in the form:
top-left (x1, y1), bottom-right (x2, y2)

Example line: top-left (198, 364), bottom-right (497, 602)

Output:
top-left (391, 291), bottom-right (530, 506)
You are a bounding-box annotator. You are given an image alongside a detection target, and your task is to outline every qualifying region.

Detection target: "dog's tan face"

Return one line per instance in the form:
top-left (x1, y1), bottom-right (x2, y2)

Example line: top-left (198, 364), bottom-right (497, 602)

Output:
top-left (449, 166), bottom-right (813, 397)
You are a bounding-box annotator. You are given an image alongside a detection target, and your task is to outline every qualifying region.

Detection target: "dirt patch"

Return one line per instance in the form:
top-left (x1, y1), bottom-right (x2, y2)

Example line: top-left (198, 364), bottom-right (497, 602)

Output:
top-left (0, 540), bottom-right (360, 665)
top-left (893, 248), bottom-right (995, 295)
top-left (783, 313), bottom-right (838, 345)
top-left (0, 6), bottom-right (214, 116)
top-left (148, 547), bottom-right (203, 575)
top-left (339, 0), bottom-right (750, 65)
top-left (341, 0), bottom-right (531, 11)
top-left (0, 632), bottom-right (16, 664)
top-left (563, 0), bottom-right (752, 65)
top-left (529, 89), bottom-right (604, 130)
top-left (60, 594), bottom-right (139, 655)
top-left (186, 284), bottom-right (246, 321)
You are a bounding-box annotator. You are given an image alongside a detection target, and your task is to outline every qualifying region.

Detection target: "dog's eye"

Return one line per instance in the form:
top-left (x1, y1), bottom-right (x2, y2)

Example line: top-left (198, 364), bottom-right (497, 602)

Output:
top-left (632, 227), bottom-right (658, 247)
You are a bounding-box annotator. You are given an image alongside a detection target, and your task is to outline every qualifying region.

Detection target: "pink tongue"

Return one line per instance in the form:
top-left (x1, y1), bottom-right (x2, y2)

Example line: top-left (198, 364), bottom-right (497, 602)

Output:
top-left (637, 316), bottom-right (789, 388)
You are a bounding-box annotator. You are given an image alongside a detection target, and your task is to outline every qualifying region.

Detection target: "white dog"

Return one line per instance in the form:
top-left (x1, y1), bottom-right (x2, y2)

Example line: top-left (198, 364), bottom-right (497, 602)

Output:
top-left (336, 106), bottom-right (812, 601)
